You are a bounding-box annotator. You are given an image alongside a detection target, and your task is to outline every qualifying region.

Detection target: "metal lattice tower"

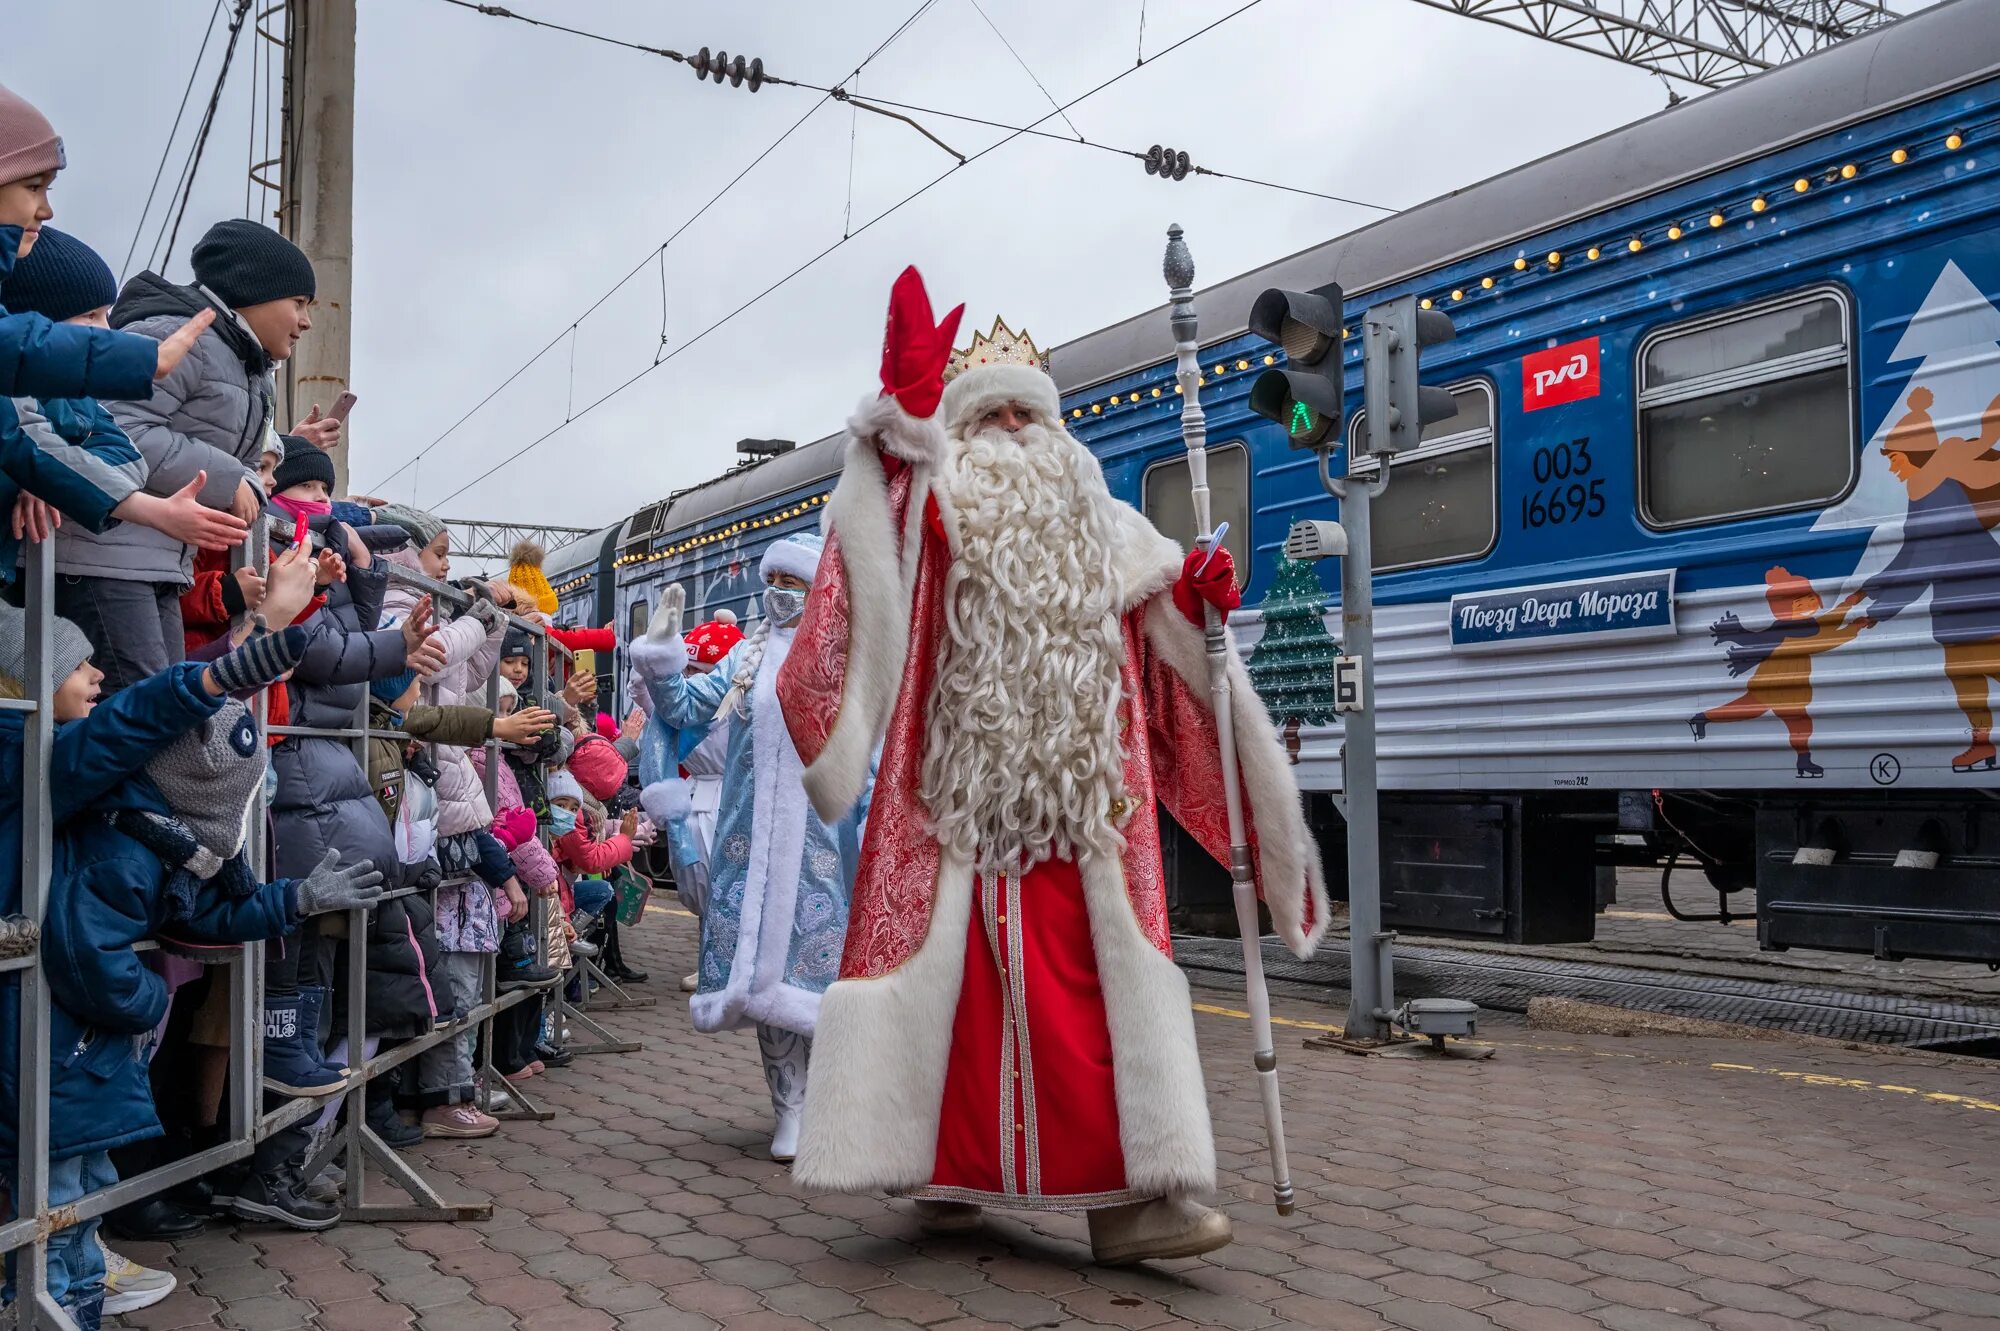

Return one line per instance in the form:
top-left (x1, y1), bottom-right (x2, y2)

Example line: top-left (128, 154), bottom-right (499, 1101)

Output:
top-left (441, 518), bottom-right (597, 568)
top-left (1408, 0), bottom-right (1899, 86)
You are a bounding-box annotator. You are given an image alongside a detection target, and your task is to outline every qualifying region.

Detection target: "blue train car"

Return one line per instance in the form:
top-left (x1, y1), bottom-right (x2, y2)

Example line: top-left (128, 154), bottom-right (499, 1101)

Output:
top-left (558, 0), bottom-right (2000, 960)
top-left (1053, 0), bottom-right (2000, 959)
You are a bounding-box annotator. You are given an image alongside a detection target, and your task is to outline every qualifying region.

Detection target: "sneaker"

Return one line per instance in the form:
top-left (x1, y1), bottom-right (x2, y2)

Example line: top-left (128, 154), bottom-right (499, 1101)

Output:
top-left (421, 1104), bottom-right (499, 1139)
top-left (97, 1237), bottom-right (176, 1315)
top-left (366, 1097), bottom-right (424, 1151)
top-left (532, 1044), bottom-right (574, 1070)
top-left (228, 1162), bottom-right (340, 1231)
top-left (474, 1080), bottom-right (513, 1114)
top-left (568, 937), bottom-right (600, 958)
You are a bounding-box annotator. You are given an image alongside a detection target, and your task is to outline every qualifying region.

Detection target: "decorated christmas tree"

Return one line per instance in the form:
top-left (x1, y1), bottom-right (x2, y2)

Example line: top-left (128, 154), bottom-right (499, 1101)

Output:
top-left (1247, 554), bottom-right (1341, 762)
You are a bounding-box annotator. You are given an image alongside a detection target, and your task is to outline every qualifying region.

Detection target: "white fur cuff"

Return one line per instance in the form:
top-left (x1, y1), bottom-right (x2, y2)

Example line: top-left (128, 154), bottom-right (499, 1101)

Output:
top-left (629, 632), bottom-right (688, 684)
top-left (847, 393), bottom-right (946, 469)
top-left (641, 778), bottom-right (694, 824)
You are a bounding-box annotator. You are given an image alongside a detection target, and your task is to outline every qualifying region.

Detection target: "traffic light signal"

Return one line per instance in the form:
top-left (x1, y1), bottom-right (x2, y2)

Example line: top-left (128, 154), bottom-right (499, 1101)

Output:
top-left (1247, 283), bottom-right (1345, 448)
top-left (1361, 296), bottom-right (1457, 455)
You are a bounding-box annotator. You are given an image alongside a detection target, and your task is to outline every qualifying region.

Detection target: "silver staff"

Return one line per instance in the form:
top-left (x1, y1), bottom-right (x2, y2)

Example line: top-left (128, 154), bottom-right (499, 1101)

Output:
top-left (1162, 223), bottom-right (1295, 1216)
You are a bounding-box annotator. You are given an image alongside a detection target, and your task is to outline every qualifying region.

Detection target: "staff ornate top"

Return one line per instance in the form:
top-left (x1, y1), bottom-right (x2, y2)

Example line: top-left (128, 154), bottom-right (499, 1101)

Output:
top-left (942, 316), bottom-right (1052, 383)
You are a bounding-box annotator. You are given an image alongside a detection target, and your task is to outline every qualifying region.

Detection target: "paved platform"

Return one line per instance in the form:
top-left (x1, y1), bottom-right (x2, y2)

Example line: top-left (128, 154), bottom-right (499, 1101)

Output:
top-left (119, 909), bottom-right (2000, 1331)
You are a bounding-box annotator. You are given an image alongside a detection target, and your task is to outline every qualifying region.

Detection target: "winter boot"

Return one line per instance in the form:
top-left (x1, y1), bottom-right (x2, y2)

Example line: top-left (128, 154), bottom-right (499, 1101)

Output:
top-left (497, 924), bottom-right (559, 991)
top-left (758, 1023), bottom-right (811, 1162)
top-left (1086, 1196), bottom-right (1233, 1265)
top-left (228, 1158), bottom-right (340, 1231)
top-left (296, 985), bottom-right (349, 1076)
top-left (366, 1095), bottom-right (424, 1151)
top-left (262, 990), bottom-right (344, 1097)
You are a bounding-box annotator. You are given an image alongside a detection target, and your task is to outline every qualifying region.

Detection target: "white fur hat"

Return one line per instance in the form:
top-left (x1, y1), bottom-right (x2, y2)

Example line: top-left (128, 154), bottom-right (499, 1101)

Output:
top-left (759, 532), bottom-right (824, 584)
top-left (940, 362), bottom-right (1062, 436)
top-left (546, 769), bottom-right (585, 805)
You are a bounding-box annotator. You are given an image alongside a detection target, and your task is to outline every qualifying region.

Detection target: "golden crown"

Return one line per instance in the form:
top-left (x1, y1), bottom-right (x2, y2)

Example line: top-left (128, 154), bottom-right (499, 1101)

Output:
top-left (942, 317), bottom-right (1052, 382)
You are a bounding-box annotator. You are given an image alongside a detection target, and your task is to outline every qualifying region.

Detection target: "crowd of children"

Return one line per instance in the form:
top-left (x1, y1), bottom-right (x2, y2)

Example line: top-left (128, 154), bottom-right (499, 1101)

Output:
top-left (0, 81), bottom-right (653, 1329)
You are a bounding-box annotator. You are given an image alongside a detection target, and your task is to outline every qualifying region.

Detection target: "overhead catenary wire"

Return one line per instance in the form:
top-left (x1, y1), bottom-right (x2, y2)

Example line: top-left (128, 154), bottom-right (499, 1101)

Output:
top-left (423, 0), bottom-right (1296, 512)
top-left (157, 0), bottom-right (258, 273)
top-left (369, 0), bottom-right (946, 495)
top-left (122, 0), bottom-right (226, 280)
top-left (431, 0), bottom-right (1393, 211)
top-left (967, 0), bottom-right (1084, 141)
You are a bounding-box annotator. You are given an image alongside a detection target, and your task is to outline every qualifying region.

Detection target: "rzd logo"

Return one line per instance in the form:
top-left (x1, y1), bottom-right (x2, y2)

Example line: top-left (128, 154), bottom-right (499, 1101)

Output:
top-left (1523, 337), bottom-right (1600, 412)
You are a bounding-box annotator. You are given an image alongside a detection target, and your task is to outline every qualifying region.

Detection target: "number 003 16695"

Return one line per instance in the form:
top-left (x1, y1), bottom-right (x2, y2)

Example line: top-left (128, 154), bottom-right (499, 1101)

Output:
top-left (1521, 438), bottom-right (1606, 529)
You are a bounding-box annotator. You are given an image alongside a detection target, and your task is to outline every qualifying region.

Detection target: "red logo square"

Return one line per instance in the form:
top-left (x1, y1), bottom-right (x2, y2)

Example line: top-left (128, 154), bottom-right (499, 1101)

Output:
top-left (1523, 337), bottom-right (1601, 412)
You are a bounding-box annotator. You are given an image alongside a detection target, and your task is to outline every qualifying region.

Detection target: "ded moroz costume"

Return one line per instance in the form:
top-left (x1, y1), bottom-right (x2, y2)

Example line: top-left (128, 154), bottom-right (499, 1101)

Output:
top-left (777, 269), bottom-right (1328, 1265)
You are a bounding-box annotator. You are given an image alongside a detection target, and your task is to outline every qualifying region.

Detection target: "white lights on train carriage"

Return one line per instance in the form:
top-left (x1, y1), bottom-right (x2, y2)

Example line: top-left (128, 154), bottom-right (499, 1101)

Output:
top-left (1450, 289), bottom-right (1464, 302)
top-left (1072, 408), bottom-right (1083, 418)
top-left (1794, 177), bottom-right (1811, 193)
top-left (1237, 359), bottom-right (1250, 371)
top-left (1109, 394), bottom-right (1121, 404)
top-left (1946, 132), bottom-right (1964, 150)
top-left (1628, 238), bottom-right (1644, 253)
top-left (1892, 148), bottom-right (1909, 164)
top-left (1481, 277), bottom-right (1495, 289)
top-left (1587, 247), bottom-right (1601, 260)
top-left (1420, 298), bottom-right (1433, 310)
top-left (1264, 354), bottom-right (1276, 365)
top-left (1547, 251), bottom-right (1562, 266)
top-left (1841, 164), bottom-right (1858, 179)
top-left (1667, 225), bottom-right (1684, 241)
top-left (1751, 197), bottom-right (1768, 213)
top-left (1174, 384), bottom-right (1183, 394)
top-left (1513, 257), bottom-right (1528, 271)
top-left (1091, 404), bottom-right (1102, 414)
top-left (1152, 386), bottom-right (1163, 397)
top-left (1710, 211), bottom-right (1726, 228)
top-left (1213, 363), bottom-right (1227, 375)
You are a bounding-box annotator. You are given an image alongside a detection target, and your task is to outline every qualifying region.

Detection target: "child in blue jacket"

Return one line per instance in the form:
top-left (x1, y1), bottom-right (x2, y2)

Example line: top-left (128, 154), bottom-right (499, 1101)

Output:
top-left (0, 227), bottom-right (248, 584)
top-left (0, 83), bottom-right (217, 591)
top-left (0, 608), bottom-right (374, 1327)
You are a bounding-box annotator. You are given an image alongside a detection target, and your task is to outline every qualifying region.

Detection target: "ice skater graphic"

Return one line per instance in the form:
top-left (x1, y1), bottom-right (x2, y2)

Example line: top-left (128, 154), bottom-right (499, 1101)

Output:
top-left (1854, 387), bottom-right (2000, 771)
top-left (1691, 567), bottom-right (1868, 778)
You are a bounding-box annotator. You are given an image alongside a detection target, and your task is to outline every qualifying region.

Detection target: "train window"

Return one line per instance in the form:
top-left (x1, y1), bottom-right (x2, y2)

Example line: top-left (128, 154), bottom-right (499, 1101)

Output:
top-left (1637, 288), bottom-right (1854, 527)
top-left (628, 598), bottom-right (649, 641)
top-left (1143, 443), bottom-right (1250, 572)
top-left (1347, 381), bottom-right (1497, 571)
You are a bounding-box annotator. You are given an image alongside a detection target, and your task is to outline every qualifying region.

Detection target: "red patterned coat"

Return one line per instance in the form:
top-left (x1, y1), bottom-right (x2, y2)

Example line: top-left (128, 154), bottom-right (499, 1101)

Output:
top-left (777, 395), bottom-right (1327, 1202)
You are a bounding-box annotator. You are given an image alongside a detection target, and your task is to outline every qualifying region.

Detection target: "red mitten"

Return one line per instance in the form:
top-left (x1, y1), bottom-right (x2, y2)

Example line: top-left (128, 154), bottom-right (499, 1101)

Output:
top-left (1173, 545), bottom-right (1242, 626)
top-left (491, 806), bottom-right (537, 851)
top-left (878, 266), bottom-right (964, 419)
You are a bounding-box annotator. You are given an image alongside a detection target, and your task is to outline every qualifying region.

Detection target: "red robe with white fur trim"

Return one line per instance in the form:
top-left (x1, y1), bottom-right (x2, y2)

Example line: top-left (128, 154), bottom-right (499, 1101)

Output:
top-left (777, 395), bottom-right (1327, 1208)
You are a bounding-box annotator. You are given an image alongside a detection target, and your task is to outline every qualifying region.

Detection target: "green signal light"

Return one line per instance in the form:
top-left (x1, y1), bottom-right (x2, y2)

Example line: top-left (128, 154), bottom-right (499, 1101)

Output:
top-left (1289, 401), bottom-right (1315, 437)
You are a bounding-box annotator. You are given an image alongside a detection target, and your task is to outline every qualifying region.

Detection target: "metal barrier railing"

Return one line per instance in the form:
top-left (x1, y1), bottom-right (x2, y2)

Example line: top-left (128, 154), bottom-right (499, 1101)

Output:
top-left (2, 519), bottom-right (645, 1327)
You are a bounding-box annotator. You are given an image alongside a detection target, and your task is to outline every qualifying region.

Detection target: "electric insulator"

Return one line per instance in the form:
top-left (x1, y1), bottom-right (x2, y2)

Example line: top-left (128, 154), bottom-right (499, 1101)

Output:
top-left (691, 46), bottom-right (766, 91)
top-left (1145, 145), bottom-right (1192, 182)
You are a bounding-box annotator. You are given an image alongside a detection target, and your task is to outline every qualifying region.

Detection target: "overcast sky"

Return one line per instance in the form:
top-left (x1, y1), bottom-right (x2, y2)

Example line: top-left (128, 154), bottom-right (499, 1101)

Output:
top-left (10, 0), bottom-right (1892, 535)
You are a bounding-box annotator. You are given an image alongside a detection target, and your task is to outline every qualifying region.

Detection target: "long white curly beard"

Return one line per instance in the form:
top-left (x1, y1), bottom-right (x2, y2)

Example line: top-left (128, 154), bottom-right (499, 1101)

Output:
top-left (920, 420), bottom-right (1133, 874)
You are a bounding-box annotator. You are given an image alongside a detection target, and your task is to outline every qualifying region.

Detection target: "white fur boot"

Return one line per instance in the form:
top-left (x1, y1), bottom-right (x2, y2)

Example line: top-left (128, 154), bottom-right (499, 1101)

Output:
top-left (758, 1023), bottom-right (811, 1162)
top-left (1086, 1195), bottom-right (1233, 1265)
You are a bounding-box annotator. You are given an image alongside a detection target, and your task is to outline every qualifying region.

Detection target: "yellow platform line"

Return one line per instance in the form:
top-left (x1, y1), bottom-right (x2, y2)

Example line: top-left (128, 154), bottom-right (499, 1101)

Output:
top-left (652, 906), bottom-right (1997, 1113)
